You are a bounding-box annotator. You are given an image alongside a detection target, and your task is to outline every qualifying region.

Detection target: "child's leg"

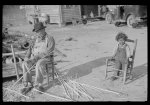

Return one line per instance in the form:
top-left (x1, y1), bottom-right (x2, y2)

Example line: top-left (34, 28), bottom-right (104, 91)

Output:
top-left (114, 60), bottom-right (121, 76)
top-left (121, 61), bottom-right (127, 71)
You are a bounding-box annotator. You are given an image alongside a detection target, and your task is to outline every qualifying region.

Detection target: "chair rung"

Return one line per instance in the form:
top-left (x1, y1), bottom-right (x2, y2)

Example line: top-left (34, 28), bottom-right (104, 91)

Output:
top-left (106, 68), bottom-right (124, 72)
top-left (113, 75), bottom-right (123, 77)
top-left (106, 71), bottom-right (113, 72)
top-left (107, 64), bottom-right (114, 66)
top-left (46, 62), bottom-right (57, 65)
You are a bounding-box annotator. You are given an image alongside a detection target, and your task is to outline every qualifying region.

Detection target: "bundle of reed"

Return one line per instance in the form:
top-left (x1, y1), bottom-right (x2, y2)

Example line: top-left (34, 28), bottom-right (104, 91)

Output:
top-left (55, 72), bottom-right (94, 101)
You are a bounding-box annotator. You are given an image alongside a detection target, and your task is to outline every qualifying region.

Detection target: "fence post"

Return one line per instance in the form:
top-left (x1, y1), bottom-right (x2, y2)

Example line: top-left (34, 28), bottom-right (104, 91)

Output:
top-left (11, 44), bottom-right (19, 80)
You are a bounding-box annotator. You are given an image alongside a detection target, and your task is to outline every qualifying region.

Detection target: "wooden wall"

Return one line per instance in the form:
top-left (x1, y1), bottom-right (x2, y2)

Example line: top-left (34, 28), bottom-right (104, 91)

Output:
top-left (24, 5), bottom-right (81, 25)
top-left (61, 5), bottom-right (81, 23)
top-left (38, 5), bottom-right (60, 23)
top-left (24, 5), bottom-right (35, 24)
top-left (3, 5), bottom-right (27, 26)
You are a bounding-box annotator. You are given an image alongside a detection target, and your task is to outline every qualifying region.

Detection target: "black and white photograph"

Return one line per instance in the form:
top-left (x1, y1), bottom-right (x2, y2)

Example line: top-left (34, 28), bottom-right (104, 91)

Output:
top-left (2, 5), bottom-right (147, 101)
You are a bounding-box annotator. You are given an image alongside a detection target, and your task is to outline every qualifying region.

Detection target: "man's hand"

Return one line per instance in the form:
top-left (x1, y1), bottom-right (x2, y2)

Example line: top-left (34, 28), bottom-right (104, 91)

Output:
top-left (129, 56), bottom-right (133, 61)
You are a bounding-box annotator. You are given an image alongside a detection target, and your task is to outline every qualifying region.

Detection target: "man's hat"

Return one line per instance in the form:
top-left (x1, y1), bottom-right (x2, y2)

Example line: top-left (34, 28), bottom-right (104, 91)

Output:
top-left (32, 22), bottom-right (46, 32)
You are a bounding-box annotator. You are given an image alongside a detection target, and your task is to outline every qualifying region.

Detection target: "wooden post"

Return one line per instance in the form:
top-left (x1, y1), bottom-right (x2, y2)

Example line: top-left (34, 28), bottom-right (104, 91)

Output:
top-left (130, 39), bottom-right (137, 75)
top-left (105, 59), bottom-right (108, 79)
top-left (58, 5), bottom-right (63, 27)
top-left (51, 54), bottom-right (55, 80)
top-left (79, 5), bottom-right (82, 19)
top-left (11, 44), bottom-right (19, 80)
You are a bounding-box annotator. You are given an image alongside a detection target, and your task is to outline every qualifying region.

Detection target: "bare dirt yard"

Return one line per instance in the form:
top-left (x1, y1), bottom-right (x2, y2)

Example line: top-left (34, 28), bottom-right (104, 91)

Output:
top-left (3, 21), bottom-right (147, 101)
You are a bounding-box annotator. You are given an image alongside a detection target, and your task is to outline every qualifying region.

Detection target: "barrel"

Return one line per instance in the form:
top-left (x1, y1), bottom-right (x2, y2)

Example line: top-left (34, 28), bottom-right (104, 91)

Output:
top-left (5, 56), bottom-right (23, 64)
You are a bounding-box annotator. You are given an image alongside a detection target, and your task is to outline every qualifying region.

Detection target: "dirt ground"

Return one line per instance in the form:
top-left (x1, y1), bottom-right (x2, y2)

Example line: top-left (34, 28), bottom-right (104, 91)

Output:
top-left (3, 21), bottom-right (147, 101)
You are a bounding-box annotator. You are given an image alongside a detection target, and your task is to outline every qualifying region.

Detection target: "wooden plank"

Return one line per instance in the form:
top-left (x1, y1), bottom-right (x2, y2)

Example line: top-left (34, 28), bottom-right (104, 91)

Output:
top-left (131, 39), bottom-right (138, 70)
top-left (11, 44), bottom-right (19, 80)
top-left (61, 5), bottom-right (81, 23)
top-left (3, 63), bottom-right (21, 70)
top-left (37, 5), bottom-right (60, 24)
top-left (62, 13), bottom-right (81, 17)
top-left (79, 5), bottom-right (82, 19)
top-left (3, 62), bottom-right (23, 78)
top-left (50, 16), bottom-right (60, 23)
top-left (59, 5), bottom-right (63, 26)
top-left (2, 51), bottom-right (26, 57)
top-left (3, 69), bottom-right (23, 78)
top-left (38, 5), bottom-right (59, 15)
top-left (62, 12), bottom-right (81, 17)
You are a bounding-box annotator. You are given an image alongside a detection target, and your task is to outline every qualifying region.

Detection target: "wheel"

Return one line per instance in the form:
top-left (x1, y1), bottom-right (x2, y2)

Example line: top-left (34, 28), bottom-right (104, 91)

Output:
top-left (19, 38), bottom-right (31, 49)
top-left (82, 19), bottom-right (87, 25)
top-left (127, 15), bottom-right (136, 28)
top-left (105, 13), bottom-right (113, 24)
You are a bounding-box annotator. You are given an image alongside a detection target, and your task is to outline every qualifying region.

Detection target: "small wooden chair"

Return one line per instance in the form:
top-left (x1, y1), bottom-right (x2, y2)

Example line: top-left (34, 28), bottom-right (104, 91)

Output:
top-left (105, 39), bottom-right (137, 84)
top-left (45, 53), bottom-right (56, 85)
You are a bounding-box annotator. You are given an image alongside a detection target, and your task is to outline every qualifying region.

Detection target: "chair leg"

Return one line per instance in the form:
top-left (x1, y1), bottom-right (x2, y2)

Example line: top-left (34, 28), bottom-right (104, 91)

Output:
top-left (52, 64), bottom-right (54, 80)
top-left (46, 64), bottom-right (49, 86)
top-left (105, 67), bottom-right (108, 79)
top-left (105, 60), bottom-right (109, 79)
top-left (123, 64), bottom-right (127, 84)
top-left (129, 74), bottom-right (133, 80)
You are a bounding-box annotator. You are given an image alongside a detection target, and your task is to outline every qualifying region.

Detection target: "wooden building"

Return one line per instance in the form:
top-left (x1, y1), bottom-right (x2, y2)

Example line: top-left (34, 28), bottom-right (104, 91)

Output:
top-left (24, 5), bottom-right (82, 27)
top-left (3, 5), bottom-right (119, 27)
top-left (24, 5), bottom-right (111, 26)
top-left (3, 5), bottom-right (27, 26)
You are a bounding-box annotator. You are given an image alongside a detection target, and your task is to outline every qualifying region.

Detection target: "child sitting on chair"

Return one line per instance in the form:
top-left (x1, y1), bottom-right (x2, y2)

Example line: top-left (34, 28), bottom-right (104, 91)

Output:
top-left (111, 32), bottom-right (132, 81)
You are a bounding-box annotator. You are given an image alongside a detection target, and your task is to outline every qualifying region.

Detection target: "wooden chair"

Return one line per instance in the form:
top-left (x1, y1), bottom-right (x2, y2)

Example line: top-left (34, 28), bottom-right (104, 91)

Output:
top-left (28, 52), bottom-right (57, 86)
top-left (45, 53), bottom-right (56, 85)
top-left (105, 39), bottom-right (137, 84)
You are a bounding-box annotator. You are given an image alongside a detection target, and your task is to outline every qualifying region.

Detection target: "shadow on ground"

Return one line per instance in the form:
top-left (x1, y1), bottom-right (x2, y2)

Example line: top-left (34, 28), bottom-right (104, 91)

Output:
top-left (62, 56), bottom-right (109, 79)
top-left (126, 63), bottom-right (147, 84)
top-left (44, 56), bottom-right (110, 90)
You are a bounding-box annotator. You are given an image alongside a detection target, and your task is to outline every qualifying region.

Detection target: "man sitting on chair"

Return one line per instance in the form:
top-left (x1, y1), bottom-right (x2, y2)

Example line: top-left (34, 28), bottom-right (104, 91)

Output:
top-left (20, 22), bottom-right (55, 95)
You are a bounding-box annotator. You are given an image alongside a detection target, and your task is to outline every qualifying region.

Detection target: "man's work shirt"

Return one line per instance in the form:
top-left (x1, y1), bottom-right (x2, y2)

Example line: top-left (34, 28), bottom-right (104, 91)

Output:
top-left (25, 34), bottom-right (55, 59)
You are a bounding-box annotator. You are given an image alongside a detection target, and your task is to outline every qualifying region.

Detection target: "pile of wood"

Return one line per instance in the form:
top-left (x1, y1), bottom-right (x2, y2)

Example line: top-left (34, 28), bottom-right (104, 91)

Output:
top-left (2, 30), bottom-right (35, 78)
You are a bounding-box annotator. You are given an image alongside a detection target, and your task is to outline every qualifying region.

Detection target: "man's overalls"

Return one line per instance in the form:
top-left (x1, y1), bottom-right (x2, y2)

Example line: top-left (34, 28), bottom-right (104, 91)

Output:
top-left (22, 36), bottom-right (52, 85)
